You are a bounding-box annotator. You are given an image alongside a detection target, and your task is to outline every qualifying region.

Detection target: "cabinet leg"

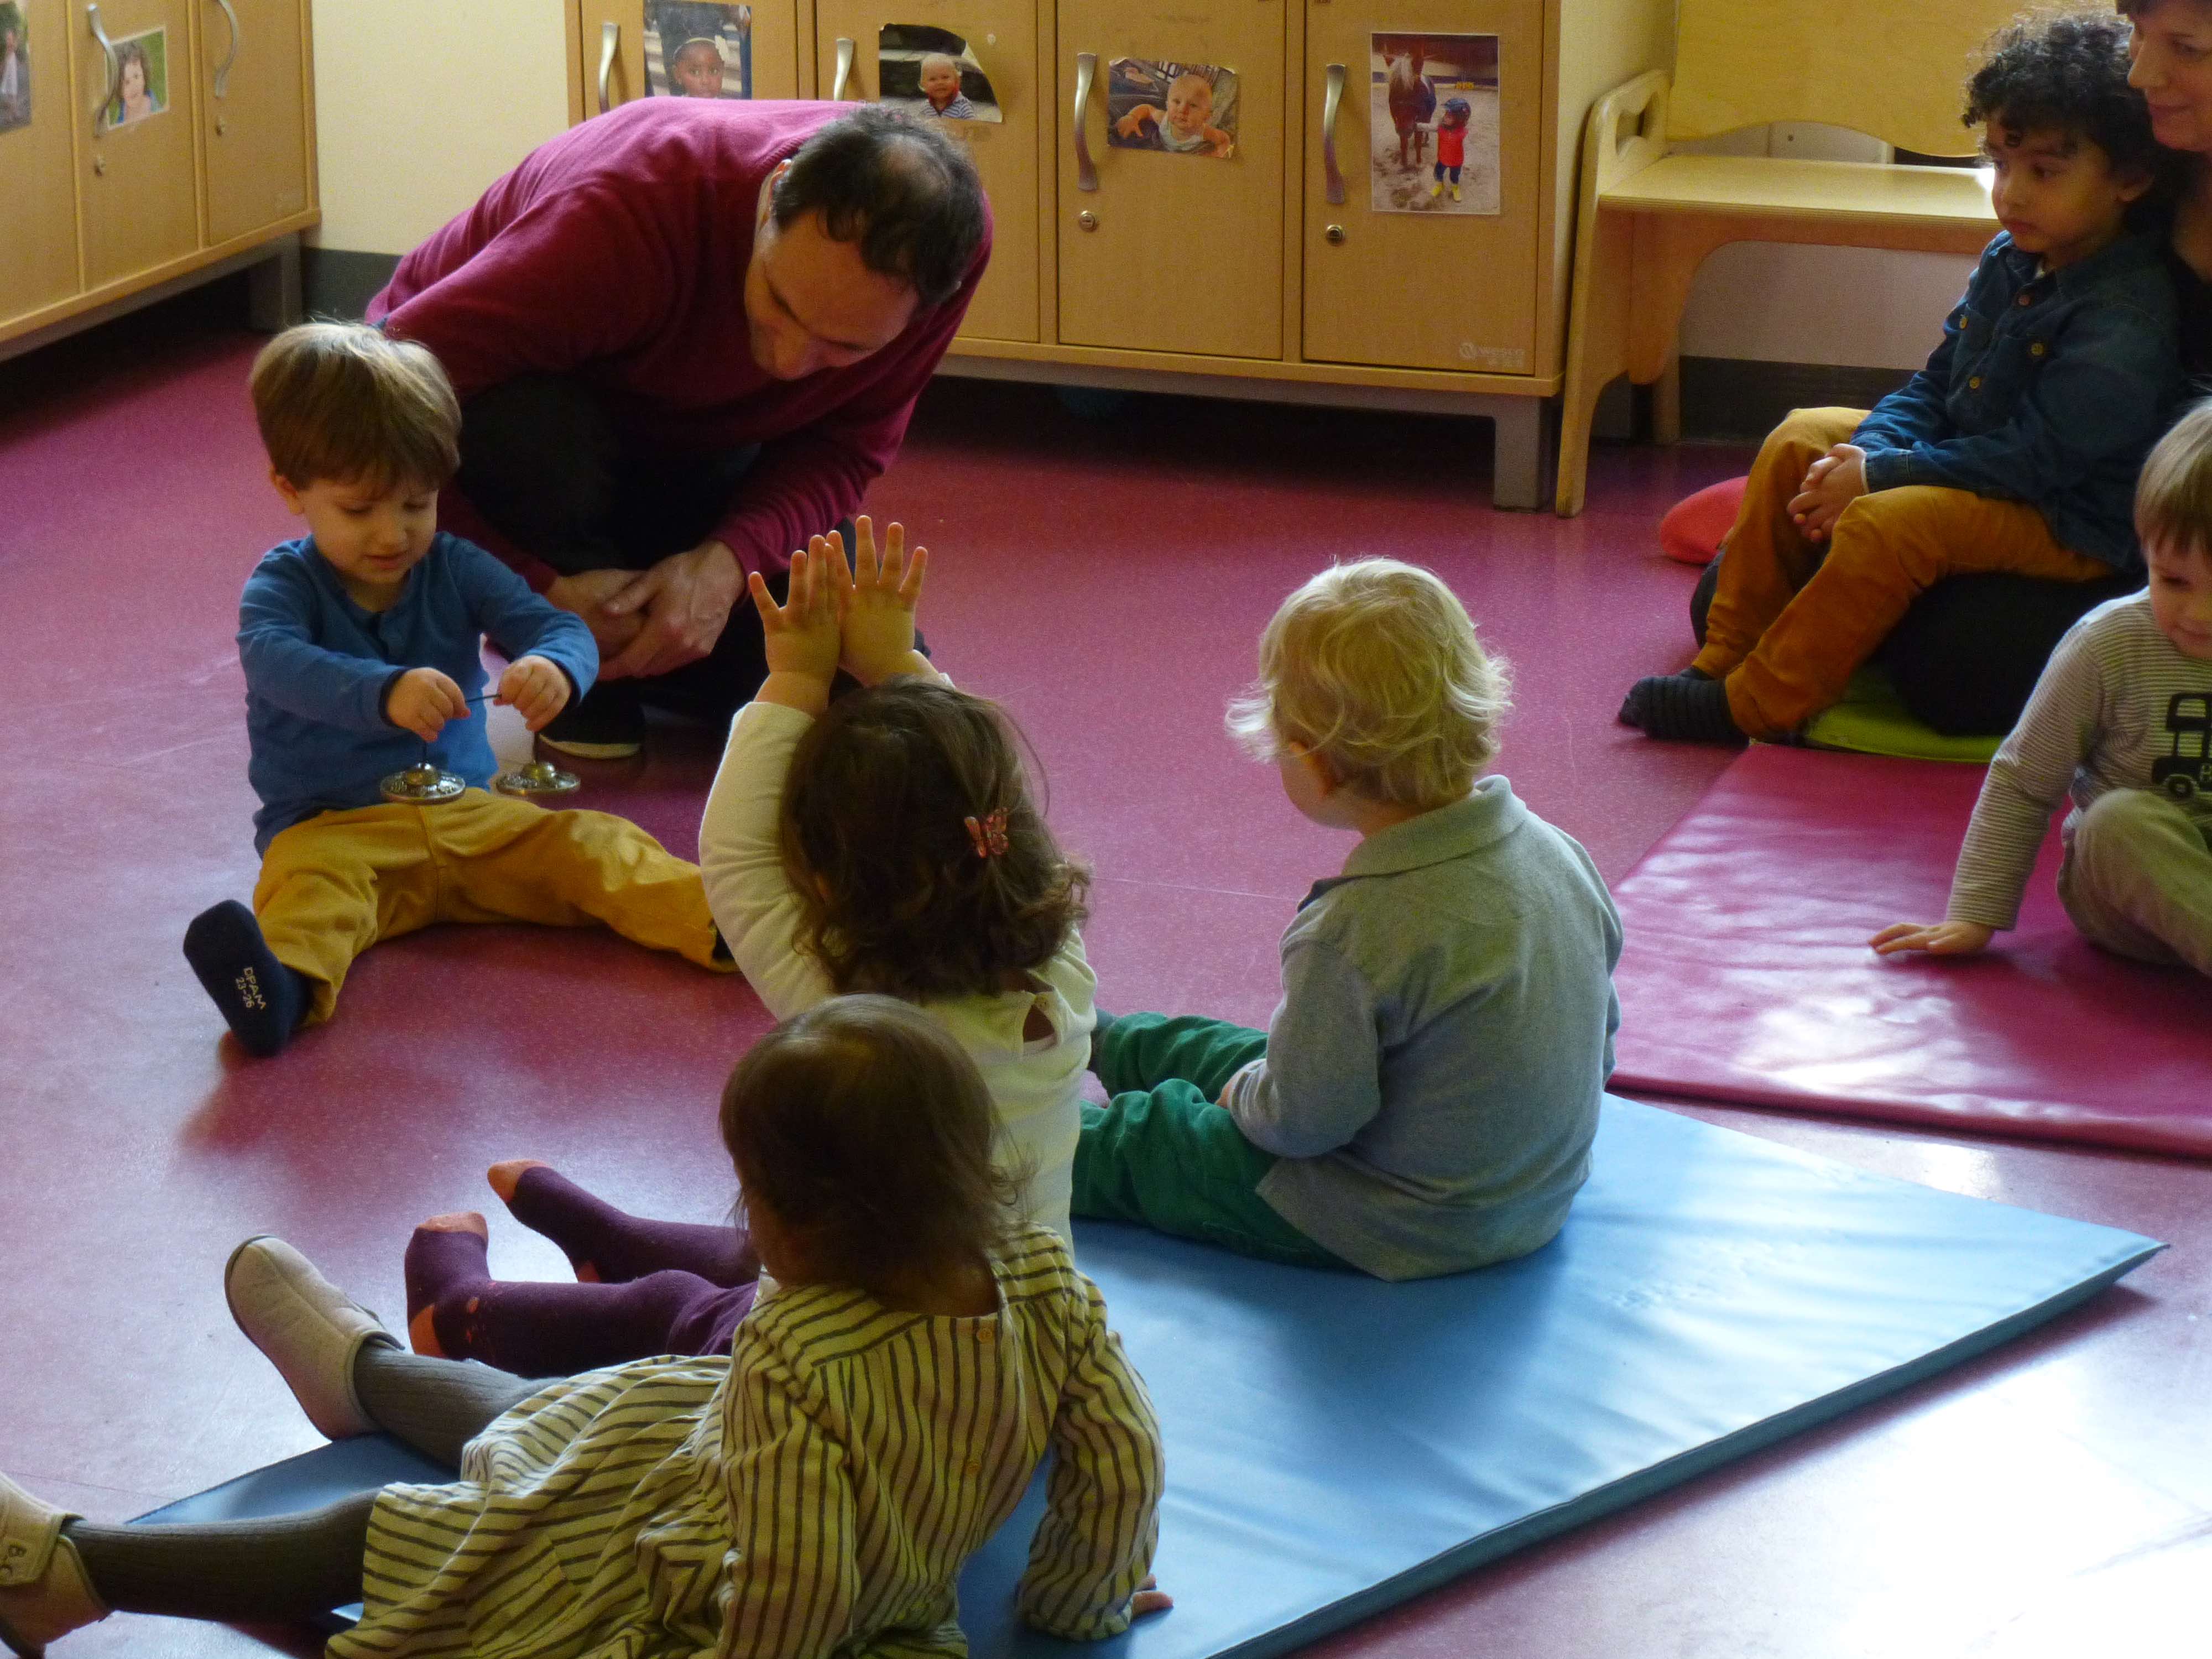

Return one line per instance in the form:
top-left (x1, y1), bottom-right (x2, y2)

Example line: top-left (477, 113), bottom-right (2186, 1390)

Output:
top-left (247, 239), bottom-right (304, 333)
top-left (1490, 400), bottom-right (1555, 513)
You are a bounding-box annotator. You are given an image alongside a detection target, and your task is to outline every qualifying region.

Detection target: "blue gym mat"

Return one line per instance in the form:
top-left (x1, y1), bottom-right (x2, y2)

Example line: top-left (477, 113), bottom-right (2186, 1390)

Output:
top-left (140, 1098), bottom-right (2157, 1655)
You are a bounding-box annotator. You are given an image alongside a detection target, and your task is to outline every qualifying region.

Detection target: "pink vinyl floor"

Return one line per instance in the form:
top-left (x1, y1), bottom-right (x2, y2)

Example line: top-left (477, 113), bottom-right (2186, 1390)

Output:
top-left (1, 298), bottom-right (2206, 1658)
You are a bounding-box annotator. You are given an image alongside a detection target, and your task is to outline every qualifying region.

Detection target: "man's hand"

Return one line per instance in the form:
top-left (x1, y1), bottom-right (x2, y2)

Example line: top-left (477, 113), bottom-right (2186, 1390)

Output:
top-left (497, 654), bottom-right (571, 732)
top-left (748, 538), bottom-right (844, 715)
top-left (598, 541), bottom-right (745, 681)
top-left (1788, 444), bottom-right (1869, 544)
top-left (544, 569), bottom-right (648, 659)
top-left (840, 516), bottom-right (932, 686)
top-left (1869, 920), bottom-right (1995, 957)
top-left (385, 667), bottom-right (468, 742)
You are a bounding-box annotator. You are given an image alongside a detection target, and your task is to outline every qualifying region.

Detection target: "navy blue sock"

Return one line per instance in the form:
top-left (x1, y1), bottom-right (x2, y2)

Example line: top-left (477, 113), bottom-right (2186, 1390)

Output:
top-left (1618, 672), bottom-right (1743, 743)
top-left (182, 900), bottom-right (307, 1057)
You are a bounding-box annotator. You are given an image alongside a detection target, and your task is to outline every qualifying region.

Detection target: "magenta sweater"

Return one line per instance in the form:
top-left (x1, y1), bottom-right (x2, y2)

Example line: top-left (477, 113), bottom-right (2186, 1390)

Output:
top-left (368, 100), bottom-right (989, 590)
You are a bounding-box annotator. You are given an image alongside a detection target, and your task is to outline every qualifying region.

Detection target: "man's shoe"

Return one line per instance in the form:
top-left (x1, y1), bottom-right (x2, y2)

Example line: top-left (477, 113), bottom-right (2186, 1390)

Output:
top-left (538, 684), bottom-right (645, 760)
top-left (0, 1472), bottom-right (107, 1656)
top-left (224, 1236), bottom-right (396, 1441)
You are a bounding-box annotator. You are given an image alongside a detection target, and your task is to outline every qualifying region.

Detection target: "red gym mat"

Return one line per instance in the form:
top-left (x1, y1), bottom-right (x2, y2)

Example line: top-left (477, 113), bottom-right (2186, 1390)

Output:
top-left (1611, 744), bottom-right (2212, 1157)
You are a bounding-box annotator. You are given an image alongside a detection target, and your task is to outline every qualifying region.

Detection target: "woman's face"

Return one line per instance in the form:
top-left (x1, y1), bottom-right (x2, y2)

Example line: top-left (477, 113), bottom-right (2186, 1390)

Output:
top-left (2128, 1), bottom-right (2212, 153)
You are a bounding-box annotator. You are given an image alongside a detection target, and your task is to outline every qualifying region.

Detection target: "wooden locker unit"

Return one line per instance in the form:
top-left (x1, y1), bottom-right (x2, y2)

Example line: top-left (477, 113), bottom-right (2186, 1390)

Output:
top-left (1302, 0), bottom-right (1545, 375)
top-left (1055, 0), bottom-right (1285, 361)
top-left (1, 0), bottom-right (81, 322)
top-left (76, 0), bottom-right (200, 290)
top-left (816, 0), bottom-right (1039, 342)
top-left (199, 0), bottom-right (309, 246)
top-left (577, 0), bottom-right (804, 122)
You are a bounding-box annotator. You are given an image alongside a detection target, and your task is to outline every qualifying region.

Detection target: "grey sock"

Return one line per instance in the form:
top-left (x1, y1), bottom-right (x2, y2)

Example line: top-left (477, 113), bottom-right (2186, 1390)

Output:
top-left (66, 1492), bottom-right (374, 1621)
top-left (350, 1340), bottom-right (546, 1468)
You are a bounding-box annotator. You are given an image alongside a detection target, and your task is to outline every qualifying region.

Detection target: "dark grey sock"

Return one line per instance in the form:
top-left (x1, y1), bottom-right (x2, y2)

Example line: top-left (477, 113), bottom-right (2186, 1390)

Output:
top-left (66, 1492), bottom-right (374, 1621)
top-left (1619, 672), bottom-right (1743, 743)
top-left (351, 1340), bottom-right (545, 1469)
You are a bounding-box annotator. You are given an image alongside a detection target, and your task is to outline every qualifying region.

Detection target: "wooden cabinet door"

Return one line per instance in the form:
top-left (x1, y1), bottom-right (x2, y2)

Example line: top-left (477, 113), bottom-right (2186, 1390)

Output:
top-left (579, 0), bottom-right (801, 116)
top-left (1055, 0), bottom-right (1284, 360)
top-left (1302, 0), bottom-right (1543, 373)
top-left (199, 0), bottom-right (307, 246)
top-left (0, 0), bottom-right (82, 324)
top-left (76, 0), bottom-right (201, 290)
top-left (816, 0), bottom-right (1037, 342)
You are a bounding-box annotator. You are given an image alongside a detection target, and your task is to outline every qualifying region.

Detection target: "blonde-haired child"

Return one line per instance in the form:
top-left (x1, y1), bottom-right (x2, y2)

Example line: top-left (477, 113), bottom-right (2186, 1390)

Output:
top-left (1073, 558), bottom-right (1623, 1280)
top-left (1874, 401), bottom-right (2212, 975)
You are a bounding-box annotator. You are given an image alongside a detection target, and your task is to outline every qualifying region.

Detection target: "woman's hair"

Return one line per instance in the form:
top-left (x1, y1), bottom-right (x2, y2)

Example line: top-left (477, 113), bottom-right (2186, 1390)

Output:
top-left (1226, 558), bottom-right (1511, 808)
top-left (780, 677), bottom-right (1089, 1001)
top-left (720, 995), bottom-right (1018, 1293)
top-left (2136, 398), bottom-right (2212, 556)
top-left (249, 322), bottom-right (461, 492)
top-left (1966, 12), bottom-right (2159, 175)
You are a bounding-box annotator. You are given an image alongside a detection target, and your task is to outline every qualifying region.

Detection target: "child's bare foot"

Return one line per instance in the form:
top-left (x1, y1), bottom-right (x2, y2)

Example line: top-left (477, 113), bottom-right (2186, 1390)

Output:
top-left (487, 1160), bottom-right (550, 1204)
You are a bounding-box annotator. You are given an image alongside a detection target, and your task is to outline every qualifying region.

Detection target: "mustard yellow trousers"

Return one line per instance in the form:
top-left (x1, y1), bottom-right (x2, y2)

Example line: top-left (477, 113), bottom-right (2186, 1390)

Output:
top-left (1692, 408), bottom-right (2113, 739)
top-left (254, 790), bottom-right (729, 1025)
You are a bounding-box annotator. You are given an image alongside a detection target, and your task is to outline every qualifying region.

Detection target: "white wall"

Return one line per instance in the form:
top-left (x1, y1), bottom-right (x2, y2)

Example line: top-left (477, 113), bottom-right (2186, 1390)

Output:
top-left (309, 0), bottom-right (571, 254)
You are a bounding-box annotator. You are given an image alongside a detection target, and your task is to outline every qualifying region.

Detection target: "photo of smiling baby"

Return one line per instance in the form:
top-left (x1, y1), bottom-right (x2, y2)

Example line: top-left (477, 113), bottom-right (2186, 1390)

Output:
top-left (1107, 57), bottom-right (1237, 160)
top-left (877, 24), bottom-right (1001, 124)
top-left (643, 0), bottom-right (752, 101)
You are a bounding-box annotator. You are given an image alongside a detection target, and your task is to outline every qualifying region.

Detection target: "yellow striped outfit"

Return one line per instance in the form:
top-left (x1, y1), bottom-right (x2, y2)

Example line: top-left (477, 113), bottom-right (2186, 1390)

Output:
top-left (331, 1227), bottom-right (1163, 1658)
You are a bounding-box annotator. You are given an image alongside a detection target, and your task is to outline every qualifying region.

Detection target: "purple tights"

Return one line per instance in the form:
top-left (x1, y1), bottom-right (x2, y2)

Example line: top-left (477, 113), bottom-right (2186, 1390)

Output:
top-left (405, 1165), bottom-right (760, 1374)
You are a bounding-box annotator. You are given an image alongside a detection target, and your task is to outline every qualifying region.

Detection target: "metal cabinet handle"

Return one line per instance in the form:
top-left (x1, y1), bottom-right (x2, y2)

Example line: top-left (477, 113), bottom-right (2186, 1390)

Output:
top-left (87, 3), bottom-right (119, 135)
top-left (833, 36), bottom-right (854, 101)
top-left (1322, 62), bottom-right (1346, 205)
top-left (211, 0), bottom-right (240, 97)
top-left (1072, 52), bottom-right (1098, 192)
top-left (597, 20), bottom-right (618, 114)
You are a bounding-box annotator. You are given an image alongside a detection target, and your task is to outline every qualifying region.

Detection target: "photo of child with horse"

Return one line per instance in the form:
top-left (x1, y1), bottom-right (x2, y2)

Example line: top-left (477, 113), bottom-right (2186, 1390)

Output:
top-left (1370, 32), bottom-right (1500, 215)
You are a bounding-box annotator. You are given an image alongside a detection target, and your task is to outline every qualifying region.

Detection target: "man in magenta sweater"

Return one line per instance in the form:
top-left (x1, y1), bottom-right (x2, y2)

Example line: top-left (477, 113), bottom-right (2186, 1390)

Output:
top-left (368, 102), bottom-right (988, 758)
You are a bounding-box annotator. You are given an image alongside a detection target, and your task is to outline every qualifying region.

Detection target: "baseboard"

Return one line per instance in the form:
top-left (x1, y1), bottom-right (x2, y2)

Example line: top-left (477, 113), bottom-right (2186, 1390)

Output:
top-left (301, 248), bottom-right (402, 321)
top-left (1679, 357), bottom-right (1916, 445)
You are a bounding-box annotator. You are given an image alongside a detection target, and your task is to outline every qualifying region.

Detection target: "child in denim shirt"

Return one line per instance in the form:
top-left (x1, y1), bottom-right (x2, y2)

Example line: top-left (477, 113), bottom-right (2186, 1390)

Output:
top-left (1622, 13), bottom-right (2182, 743)
top-left (1072, 560), bottom-right (1622, 1281)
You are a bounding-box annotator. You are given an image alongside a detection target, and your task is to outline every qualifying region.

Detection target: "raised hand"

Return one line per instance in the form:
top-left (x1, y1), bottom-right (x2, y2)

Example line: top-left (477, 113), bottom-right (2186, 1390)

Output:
top-left (748, 538), bottom-right (844, 713)
top-left (1869, 919), bottom-right (1995, 958)
top-left (840, 515), bottom-right (931, 686)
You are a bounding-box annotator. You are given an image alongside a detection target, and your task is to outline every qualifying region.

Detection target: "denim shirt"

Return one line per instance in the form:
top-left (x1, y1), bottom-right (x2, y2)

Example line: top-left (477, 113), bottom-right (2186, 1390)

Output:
top-left (1854, 229), bottom-right (2182, 572)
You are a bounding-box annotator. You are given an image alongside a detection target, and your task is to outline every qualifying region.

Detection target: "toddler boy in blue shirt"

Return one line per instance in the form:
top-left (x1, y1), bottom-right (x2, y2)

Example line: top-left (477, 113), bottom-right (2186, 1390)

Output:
top-left (182, 323), bottom-right (729, 1057)
top-left (1072, 559), bottom-right (1623, 1280)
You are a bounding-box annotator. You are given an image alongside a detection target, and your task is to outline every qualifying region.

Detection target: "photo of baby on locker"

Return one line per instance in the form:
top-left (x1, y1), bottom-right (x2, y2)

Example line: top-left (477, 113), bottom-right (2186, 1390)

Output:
top-left (644, 0), bottom-right (752, 100)
top-left (877, 24), bottom-right (1001, 123)
top-left (1106, 56), bottom-right (1237, 160)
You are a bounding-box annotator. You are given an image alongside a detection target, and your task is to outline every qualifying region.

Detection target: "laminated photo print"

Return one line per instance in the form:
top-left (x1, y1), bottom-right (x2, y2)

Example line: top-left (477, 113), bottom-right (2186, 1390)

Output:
top-left (645, 0), bottom-right (753, 100)
top-left (1106, 57), bottom-right (1236, 160)
top-left (0, 3), bottom-right (30, 136)
top-left (878, 24), bottom-right (1001, 123)
top-left (1370, 32), bottom-right (1500, 215)
top-left (105, 25), bottom-right (166, 131)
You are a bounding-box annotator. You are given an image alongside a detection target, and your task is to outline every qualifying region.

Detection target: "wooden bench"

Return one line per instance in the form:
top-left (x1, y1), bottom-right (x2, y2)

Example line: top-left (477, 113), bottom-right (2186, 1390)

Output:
top-left (1553, 0), bottom-right (2063, 515)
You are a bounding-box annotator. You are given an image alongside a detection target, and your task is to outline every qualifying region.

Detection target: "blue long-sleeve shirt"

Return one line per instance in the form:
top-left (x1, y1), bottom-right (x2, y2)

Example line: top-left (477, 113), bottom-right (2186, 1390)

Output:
top-left (239, 533), bottom-right (598, 852)
top-left (1853, 229), bottom-right (2182, 572)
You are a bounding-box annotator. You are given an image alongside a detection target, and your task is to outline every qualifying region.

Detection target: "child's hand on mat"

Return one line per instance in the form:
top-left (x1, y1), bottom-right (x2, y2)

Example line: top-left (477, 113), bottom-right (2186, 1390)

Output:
top-left (386, 667), bottom-right (469, 742)
top-left (1869, 920), bottom-right (1994, 957)
top-left (497, 655), bottom-right (571, 732)
top-left (841, 515), bottom-right (932, 686)
top-left (1130, 1574), bottom-right (1174, 1617)
top-left (750, 537), bottom-right (843, 713)
top-left (1788, 444), bottom-right (1868, 543)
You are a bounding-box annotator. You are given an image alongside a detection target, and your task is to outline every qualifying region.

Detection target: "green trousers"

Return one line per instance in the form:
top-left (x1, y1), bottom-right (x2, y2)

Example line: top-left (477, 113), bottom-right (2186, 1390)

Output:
top-left (1072, 1013), bottom-right (1349, 1270)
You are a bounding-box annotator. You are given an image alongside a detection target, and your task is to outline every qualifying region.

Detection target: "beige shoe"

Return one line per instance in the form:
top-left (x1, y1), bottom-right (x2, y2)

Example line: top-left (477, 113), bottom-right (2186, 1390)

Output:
top-left (224, 1235), bottom-right (395, 1441)
top-left (0, 1473), bottom-right (107, 1656)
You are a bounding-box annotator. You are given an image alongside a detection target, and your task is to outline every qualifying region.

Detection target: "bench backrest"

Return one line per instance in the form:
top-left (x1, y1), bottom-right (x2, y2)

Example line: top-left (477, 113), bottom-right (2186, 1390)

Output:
top-left (1668, 0), bottom-right (2075, 158)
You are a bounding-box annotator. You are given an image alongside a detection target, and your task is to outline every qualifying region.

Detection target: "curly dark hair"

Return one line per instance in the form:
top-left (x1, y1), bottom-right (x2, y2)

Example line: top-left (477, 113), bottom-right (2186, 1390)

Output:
top-left (721, 995), bottom-right (1020, 1297)
top-left (780, 678), bottom-right (1089, 1002)
top-left (771, 105), bottom-right (988, 307)
top-left (1966, 12), bottom-right (2159, 173)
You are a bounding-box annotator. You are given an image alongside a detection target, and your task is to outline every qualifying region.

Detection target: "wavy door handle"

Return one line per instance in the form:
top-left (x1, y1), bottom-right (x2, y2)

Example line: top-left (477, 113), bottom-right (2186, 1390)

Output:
top-left (1072, 52), bottom-right (1098, 192)
top-left (597, 21), bottom-right (618, 113)
top-left (833, 37), bottom-right (854, 101)
top-left (1322, 63), bottom-right (1345, 206)
top-left (211, 0), bottom-right (241, 97)
top-left (87, 3), bottom-right (119, 135)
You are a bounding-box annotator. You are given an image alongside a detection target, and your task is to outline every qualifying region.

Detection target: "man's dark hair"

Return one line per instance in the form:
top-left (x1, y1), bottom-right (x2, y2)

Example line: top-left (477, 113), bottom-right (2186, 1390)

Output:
top-left (770, 105), bottom-right (987, 306)
top-left (1965, 12), bottom-right (2159, 174)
